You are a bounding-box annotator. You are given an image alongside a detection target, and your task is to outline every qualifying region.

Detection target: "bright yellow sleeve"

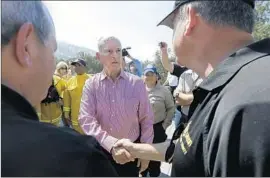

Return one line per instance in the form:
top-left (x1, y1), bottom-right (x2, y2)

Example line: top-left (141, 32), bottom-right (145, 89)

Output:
top-left (63, 87), bottom-right (71, 118)
top-left (60, 79), bottom-right (67, 98)
top-left (61, 79), bottom-right (67, 92)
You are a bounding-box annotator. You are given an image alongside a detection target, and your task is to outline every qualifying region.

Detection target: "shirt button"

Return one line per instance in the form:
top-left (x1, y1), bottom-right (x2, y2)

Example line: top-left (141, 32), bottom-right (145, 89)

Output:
top-left (110, 128), bottom-right (112, 131)
top-left (112, 100), bottom-right (115, 103)
top-left (113, 85), bottom-right (115, 88)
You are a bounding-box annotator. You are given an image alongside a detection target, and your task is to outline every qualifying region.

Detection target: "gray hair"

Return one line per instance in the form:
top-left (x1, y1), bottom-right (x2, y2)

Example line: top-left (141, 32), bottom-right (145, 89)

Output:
top-left (175, 0), bottom-right (255, 33)
top-left (97, 36), bottom-right (122, 52)
top-left (1, 1), bottom-right (55, 46)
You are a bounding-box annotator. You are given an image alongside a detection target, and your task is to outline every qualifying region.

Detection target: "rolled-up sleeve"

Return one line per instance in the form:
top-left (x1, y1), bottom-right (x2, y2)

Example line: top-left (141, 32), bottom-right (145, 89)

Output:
top-left (79, 79), bottom-right (118, 153)
top-left (174, 70), bottom-right (193, 95)
top-left (137, 80), bottom-right (154, 144)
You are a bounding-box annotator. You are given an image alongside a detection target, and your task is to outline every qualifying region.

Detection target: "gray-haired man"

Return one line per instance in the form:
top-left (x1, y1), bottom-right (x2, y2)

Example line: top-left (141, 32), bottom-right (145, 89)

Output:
top-left (1, 1), bottom-right (117, 176)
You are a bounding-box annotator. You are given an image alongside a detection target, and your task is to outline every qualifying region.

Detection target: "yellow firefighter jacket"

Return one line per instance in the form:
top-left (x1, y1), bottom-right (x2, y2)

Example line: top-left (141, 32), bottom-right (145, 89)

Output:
top-left (63, 73), bottom-right (90, 133)
top-left (36, 75), bottom-right (66, 126)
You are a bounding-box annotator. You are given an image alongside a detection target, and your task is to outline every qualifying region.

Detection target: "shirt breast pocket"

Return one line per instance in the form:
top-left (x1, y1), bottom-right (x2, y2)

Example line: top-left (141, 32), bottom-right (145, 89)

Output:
top-left (124, 97), bottom-right (139, 118)
top-left (95, 92), bottom-right (108, 116)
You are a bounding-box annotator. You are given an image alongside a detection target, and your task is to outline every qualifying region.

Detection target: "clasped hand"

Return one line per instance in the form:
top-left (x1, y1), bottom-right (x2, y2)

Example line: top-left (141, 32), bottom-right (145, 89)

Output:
top-left (111, 139), bottom-right (149, 173)
top-left (111, 139), bottom-right (134, 165)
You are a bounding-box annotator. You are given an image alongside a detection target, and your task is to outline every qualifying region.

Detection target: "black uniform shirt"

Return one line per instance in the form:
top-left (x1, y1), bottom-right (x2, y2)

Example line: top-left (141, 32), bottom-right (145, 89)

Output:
top-left (171, 38), bottom-right (270, 177)
top-left (1, 84), bottom-right (118, 177)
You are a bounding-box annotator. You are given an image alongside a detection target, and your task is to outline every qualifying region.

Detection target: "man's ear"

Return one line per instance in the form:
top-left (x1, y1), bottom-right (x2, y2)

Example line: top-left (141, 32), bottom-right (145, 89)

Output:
top-left (184, 6), bottom-right (197, 36)
top-left (15, 23), bottom-right (35, 68)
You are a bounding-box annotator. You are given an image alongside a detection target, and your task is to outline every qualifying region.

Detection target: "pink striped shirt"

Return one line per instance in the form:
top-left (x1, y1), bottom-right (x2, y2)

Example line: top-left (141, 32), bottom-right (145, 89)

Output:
top-left (79, 70), bottom-right (154, 152)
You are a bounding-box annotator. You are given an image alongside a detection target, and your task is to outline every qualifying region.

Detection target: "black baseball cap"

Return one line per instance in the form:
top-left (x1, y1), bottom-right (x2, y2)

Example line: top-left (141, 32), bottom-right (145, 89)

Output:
top-left (71, 59), bottom-right (87, 67)
top-left (157, 0), bottom-right (255, 29)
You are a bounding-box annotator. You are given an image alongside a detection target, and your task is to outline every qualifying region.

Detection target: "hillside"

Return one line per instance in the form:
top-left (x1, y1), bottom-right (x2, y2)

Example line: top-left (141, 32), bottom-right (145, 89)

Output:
top-left (55, 41), bottom-right (96, 60)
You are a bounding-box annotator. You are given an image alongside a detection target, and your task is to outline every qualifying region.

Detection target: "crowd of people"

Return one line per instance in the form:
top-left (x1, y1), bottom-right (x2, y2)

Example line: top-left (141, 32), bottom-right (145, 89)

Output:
top-left (2, 0), bottom-right (270, 177)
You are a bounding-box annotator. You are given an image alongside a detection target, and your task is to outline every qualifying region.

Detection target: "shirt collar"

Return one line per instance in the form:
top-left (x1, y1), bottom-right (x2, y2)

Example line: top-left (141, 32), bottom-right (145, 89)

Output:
top-left (1, 84), bottom-right (38, 120)
top-left (100, 69), bottom-right (128, 81)
top-left (199, 38), bottom-right (270, 91)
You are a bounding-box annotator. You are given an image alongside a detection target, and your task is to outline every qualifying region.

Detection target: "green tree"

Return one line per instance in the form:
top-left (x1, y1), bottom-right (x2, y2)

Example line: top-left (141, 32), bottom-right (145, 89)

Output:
top-left (153, 51), bottom-right (168, 84)
top-left (142, 59), bottom-right (152, 68)
top-left (253, 1), bottom-right (270, 40)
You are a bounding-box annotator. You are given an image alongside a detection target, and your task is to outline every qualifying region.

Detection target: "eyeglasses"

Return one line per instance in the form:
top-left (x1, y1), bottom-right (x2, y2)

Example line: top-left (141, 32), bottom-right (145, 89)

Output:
top-left (60, 67), bottom-right (67, 70)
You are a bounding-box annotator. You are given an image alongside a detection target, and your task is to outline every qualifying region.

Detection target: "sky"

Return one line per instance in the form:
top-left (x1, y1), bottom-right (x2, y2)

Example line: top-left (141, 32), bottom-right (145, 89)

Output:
top-left (44, 1), bottom-right (175, 61)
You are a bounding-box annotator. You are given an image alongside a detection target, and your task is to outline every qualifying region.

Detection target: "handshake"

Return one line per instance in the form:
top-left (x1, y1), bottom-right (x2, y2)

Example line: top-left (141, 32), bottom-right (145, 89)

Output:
top-left (111, 139), bottom-right (149, 174)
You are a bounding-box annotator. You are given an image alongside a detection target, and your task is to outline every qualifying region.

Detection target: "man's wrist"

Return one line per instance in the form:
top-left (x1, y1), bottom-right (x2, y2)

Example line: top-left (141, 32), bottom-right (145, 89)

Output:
top-left (110, 139), bottom-right (119, 154)
top-left (178, 92), bottom-right (186, 98)
top-left (127, 142), bottom-right (139, 158)
top-left (161, 50), bottom-right (168, 55)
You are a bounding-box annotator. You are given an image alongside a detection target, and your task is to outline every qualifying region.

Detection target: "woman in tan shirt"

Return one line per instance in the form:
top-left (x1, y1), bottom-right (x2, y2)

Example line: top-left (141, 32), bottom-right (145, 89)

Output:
top-left (142, 64), bottom-right (175, 177)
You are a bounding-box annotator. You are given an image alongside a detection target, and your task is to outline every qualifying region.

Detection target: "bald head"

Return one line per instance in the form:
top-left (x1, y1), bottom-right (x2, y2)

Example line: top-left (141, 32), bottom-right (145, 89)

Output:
top-left (1, 1), bottom-right (55, 46)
